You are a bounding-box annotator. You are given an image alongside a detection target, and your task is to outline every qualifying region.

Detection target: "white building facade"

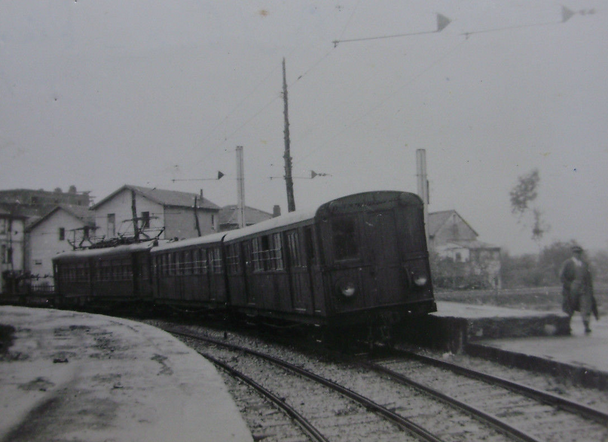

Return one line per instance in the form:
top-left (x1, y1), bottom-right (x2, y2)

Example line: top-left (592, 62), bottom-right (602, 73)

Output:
top-left (91, 185), bottom-right (220, 241)
top-left (0, 209), bottom-right (26, 294)
top-left (26, 205), bottom-right (94, 287)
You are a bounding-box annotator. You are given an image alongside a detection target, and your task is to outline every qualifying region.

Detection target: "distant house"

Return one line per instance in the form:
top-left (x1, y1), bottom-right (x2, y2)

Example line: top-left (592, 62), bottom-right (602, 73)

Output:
top-left (91, 185), bottom-right (220, 241)
top-left (0, 187), bottom-right (92, 293)
top-left (218, 205), bottom-right (276, 231)
top-left (0, 186), bottom-right (91, 208)
top-left (428, 210), bottom-right (501, 289)
top-left (0, 206), bottom-right (27, 294)
top-left (25, 205), bottom-right (96, 285)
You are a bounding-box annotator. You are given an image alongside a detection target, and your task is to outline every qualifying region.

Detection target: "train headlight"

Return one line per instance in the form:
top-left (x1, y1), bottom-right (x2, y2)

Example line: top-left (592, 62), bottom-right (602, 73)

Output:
top-left (336, 280), bottom-right (357, 298)
top-left (413, 273), bottom-right (428, 287)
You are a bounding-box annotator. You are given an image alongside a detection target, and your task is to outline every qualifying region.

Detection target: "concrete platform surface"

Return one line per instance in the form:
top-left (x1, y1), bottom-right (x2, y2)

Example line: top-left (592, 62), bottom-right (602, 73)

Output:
top-left (474, 318), bottom-right (608, 372)
top-left (0, 306), bottom-right (253, 442)
top-left (467, 315), bottom-right (608, 389)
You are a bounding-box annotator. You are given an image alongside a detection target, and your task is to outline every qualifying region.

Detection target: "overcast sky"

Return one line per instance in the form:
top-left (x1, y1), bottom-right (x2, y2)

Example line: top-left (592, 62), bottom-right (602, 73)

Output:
top-left (1, 0), bottom-right (606, 255)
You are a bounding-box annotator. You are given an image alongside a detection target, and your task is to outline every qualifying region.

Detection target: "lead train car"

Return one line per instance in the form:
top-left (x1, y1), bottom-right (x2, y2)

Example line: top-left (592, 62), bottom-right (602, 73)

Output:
top-left (151, 191), bottom-right (436, 327)
top-left (221, 191), bottom-right (436, 327)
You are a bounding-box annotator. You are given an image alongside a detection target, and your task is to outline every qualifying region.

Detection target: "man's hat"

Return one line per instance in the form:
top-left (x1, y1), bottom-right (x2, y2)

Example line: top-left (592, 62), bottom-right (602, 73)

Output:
top-left (572, 245), bottom-right (583, 253)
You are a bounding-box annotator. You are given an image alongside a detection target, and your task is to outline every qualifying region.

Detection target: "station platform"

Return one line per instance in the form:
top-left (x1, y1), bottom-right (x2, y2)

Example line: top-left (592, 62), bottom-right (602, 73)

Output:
top-left (401, 301), bottom-right (607, 390)
top-left (0, 306), bottom-right (253, 442)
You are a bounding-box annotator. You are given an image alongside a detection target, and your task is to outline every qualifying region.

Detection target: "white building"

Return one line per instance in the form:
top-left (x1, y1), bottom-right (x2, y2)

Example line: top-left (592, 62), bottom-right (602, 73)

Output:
top-left (0, 207), bottom-right (26, 294)
top-left (428, 210), bottom-right (501, 289)
top-left (26, 205), bottom-right (95, 286)
top-left (91, 185), bottom-right (220, 242)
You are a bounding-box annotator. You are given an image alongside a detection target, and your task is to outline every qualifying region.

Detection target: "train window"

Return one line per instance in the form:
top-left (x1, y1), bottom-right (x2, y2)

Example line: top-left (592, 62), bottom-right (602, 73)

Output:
top-left (163, 254), bottom-right (169, 276)
top-left (199, 249), bottom-right (208, 275)
top-left (272, 233), bottom-right (284, 270)
top-left (252, 236), bottom-right (275, 271)
top-left (184, 251), bottom-right (192, 275)
top-left (252, 238), bottom-right (262, 271)
top-left (191, 249), bottom-right (199, 274)
top-left (174, 252), bottom-right (182, 275)
top-left (304, 227), bottom-right (316, 266)
top-left (332, 218), bottom-right (359, 260)
top-left (123, 259), bottom-right (132, 280)
top-left (157, 255), bottom-right (164, 276)
top-left (211, 248), bottom-right (222, 274)
top-left (242, 241), bottom-right (252, 272)
top-left (226, 244), bottom-right (241, 275)
top-left (287, 231), bottom-right (302, 268)
top-left (167, 253), bottom-right (173, 275)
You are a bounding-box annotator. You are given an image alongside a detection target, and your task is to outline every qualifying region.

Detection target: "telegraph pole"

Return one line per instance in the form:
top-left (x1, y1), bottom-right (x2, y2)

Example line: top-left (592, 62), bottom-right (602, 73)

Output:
top-left (282, 58), bottom-right (296, 212)
top-left (131, 190), bottom-right (140, 242)
top-left (236, 146), bottom-right (246, 228)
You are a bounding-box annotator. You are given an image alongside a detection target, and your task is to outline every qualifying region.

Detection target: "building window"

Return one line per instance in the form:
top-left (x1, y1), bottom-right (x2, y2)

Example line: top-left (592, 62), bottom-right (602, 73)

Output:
top-left (141, 212), bottom-right (150, 229)
top-left (59, 227), bottom-right (65, 241)
top-left (107, 214), bottom-right (116, 237)
top-left (1, 245), bottom-right (5, 263)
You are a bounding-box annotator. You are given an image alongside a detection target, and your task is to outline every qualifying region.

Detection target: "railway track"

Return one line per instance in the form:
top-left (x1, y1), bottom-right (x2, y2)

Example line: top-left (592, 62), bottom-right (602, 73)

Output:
top-left (168, 327), bottom-right (436, 442)
top-left (156, 322), bottom-right (606, 442)
top-left (364, 349), bottom-right (608, 442)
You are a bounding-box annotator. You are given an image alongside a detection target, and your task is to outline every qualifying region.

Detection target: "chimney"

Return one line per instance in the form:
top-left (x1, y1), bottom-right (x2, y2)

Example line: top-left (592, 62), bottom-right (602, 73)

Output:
top-left (273, 205), bottom-right (281, 218)
top-left (199, 189), bottom-right (203, 199)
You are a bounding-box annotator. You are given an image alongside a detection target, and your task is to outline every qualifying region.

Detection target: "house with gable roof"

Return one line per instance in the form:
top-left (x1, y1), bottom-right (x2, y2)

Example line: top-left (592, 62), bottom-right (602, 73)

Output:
top-left (25, 205), bottom-right (96, 286)
top-left (428, 210), bottom-right (501, 289)
top-left (91, 185), bottom-right (220, 241)
top-left (218, 205), bottom-right (276, 231)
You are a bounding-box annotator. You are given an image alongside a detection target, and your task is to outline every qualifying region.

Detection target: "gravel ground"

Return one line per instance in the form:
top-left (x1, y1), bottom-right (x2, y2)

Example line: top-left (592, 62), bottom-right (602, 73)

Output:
top-left (156, 320), bottom-right (608, 441)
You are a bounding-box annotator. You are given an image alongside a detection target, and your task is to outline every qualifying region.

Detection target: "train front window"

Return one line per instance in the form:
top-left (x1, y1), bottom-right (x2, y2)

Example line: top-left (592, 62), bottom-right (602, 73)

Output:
top-left (332, 218), bottom-right (359, 260)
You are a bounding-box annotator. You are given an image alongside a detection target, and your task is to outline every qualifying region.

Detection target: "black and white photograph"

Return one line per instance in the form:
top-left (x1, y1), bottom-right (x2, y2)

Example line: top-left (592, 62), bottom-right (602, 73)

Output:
top-left (1, 1), bottom-right (607, 441)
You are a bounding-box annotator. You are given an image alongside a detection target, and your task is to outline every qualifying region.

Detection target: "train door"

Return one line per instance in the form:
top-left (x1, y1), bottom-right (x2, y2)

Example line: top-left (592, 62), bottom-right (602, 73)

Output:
top-left (361, 209), bottom-right (405, 305)
top-left (304, 226), bottom-right (324, 315)
top-left (286, 230), bottom-right (310, 313)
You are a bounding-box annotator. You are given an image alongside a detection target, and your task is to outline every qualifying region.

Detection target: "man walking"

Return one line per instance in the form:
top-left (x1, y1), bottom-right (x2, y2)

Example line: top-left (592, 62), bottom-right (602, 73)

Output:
top-left (560, 245), bottom-right (599, 334)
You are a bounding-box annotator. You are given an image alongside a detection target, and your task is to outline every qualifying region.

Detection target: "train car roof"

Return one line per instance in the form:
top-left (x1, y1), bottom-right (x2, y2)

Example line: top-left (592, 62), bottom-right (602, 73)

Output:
top-left (151, 231), bottom-right (227, 253)
top-left (53, 240), bottom-right (158, 261)
top-left (222, 207), bottom-right (317, 242)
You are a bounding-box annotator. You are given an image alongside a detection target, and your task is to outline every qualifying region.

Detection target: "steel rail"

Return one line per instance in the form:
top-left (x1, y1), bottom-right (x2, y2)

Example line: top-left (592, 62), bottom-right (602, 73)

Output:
top-left (167, 328), bottom-right (446, 442)
top-left (364, 361), bottom-right (541, 442)
top-left (200, 351), bottom-right (329, 442)
top-left (391, 348), bottom-right (608, 425)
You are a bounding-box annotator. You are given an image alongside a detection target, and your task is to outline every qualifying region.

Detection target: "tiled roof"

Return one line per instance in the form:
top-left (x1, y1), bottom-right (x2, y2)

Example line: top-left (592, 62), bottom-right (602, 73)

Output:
top-left (26, 205), bottom-right (95, 231)
top-left (219, 205), bottom-right (274, 226)
top-left (428, 210), bottom-right (455, 237)
top-left (91, 185), bottom-right (220, 211)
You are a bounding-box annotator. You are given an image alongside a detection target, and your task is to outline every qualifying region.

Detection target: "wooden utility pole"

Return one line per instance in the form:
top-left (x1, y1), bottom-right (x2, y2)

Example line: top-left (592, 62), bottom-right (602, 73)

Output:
top-left (194, 195), bottom-right (201, 236)
top-left (282, 58), bottom-right (296, 212)
top-left (131, 190), bottom-right (140, 242)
